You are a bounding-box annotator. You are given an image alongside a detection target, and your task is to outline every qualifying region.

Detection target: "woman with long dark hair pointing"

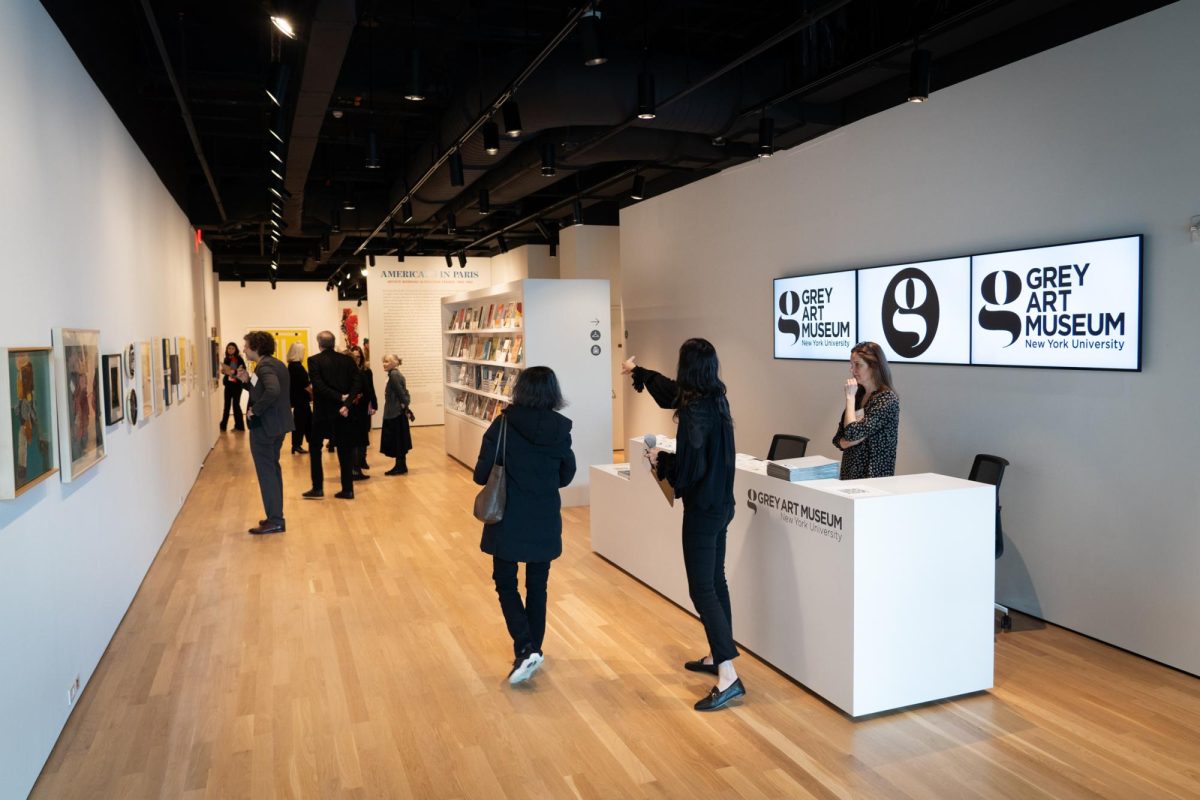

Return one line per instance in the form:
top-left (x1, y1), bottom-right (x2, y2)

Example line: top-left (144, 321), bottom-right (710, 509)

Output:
top-left (623, 338), bottom-right (743, 711)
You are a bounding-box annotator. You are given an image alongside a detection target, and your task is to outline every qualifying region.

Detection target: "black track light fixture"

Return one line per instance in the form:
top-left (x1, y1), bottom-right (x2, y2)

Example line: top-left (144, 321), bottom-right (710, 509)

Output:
top-left (401, 200), bottom-right (414, 223)
top-left (360, 263), bottom-right (369, 277)
top-left (396, 247), bottom-right (405, 262)
top-left (342, 195), bottom-right (356, 211)
top-left (446, 212), bottom-right (457, 234)
top-left (541, 142), bottom-right (556, 177)
top-left (757, 114), bottom-right (775, 158)
top-left (631, 174), bottom-right (646, 200)
top-left (502, 100), bottom-right (522, 138)
top-left (404, 50), bottom-right (425, 101)
top-left (331, 206), bottom-right (341, 233)
top-left (478, 188), bottom-right (490, 215)
top-left (365, 130), bottom-right (381, 169)
top-left (458, 253), bottom-right (467, 268)
top-left (444, 253), bottom-right (453, 268)
top-left (579, 10), bottom-right (606, 66)
top-left (482, 121), bottom-right (500, 155)
top-left (908, 49), bottom-right (932, 103)
top-left (449, 151), bottom-right (464, 186)
top-left (572, 199), bottom-right (584, 226)
top-left (637, 72), bottom-right (656, 120)
top-left (368, 253), bottom-right (376, 267)
top-left (497, 234), bottom-right (509, 254)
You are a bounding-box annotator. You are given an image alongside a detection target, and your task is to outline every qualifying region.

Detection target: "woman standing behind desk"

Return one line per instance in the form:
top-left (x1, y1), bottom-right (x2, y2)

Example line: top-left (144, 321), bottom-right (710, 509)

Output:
top-left (832, 341), bottom-right (900, 479)
top-left (623, 338), bottom-right (744, 712)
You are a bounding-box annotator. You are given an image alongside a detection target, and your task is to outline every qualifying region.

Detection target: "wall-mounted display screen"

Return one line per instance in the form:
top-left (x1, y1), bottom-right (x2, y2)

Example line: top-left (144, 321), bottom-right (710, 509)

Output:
top-left (970, 235), bottom-right (1141, 370)
top-left (774, 234), bottom-right (1141, 371)
top-left (773, 271), bottom-right (857, 360)
top-left (857, 258), bottom-right (971, 365)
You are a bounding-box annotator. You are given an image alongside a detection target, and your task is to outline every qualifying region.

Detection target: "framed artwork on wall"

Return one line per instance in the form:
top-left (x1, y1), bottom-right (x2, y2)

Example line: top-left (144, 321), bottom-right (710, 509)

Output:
top-left (102, 353), bottom-right (124, 426)
top-left (52, 327), bottom-right (106, 482)
top-left (159, 337), bottom-right (172, 408)
top-left (137, 341), bottom-right (154, 421)
top-left (124, 344), bottom-right (138, 425)
top-left (169, 338), bottom-right (180, 403)
top-left (1, 346), bottom-right (59, 498)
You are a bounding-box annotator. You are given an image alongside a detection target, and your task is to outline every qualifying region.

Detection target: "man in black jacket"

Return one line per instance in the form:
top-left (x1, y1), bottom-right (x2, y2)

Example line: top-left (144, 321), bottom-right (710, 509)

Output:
top-left (239, 331), bottom-right (293, 534)
top-left (304, 330), bottom-right (361, 499)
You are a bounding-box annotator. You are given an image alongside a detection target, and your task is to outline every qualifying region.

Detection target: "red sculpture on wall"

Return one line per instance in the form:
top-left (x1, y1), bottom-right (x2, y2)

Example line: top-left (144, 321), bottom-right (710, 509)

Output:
top-left (341, 308), bottom-right (359, 349)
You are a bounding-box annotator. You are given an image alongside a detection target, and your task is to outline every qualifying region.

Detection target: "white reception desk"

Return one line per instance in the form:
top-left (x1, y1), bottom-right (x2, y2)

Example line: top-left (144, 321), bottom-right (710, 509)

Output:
top-left (590, 437), bottom-right (995, 717)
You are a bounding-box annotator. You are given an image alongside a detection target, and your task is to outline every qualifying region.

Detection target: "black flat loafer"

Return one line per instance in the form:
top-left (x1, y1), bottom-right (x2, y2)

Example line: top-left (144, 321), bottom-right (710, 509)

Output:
top-left (248, 523), bottom-right (285, 535)
top-left (684, 659), bottom-right (719, 676)
top-left (694, 678), bottom-right (745, 711)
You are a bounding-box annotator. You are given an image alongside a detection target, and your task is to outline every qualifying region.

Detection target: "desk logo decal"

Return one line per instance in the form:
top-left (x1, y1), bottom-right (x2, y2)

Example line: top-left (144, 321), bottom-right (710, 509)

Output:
top-left (746, 489), bottom-right (843, 543)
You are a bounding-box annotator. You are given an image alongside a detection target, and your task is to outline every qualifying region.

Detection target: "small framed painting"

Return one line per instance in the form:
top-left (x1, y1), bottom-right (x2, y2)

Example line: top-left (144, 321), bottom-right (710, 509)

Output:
top-left (137, 341), bottom-right (154, 421)
top-left (52, 327), bottom-right (106, 482)
top-left (1, 346), bottom-right (59, 498)
top-left (159, 337), bottom-right (172, 408)
top-left (102, 353), bottom-right (124, 426)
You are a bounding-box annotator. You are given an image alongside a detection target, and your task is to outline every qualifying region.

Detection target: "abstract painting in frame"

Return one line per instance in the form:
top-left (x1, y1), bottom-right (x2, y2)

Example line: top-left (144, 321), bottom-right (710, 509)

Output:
top-left (102, 353), bottom-right (124, 426)
top-left (52, 328), bottom-right (105, 482)
top-left (169, 339), bottom-right (180, 403)
top-left (137, 341), bottom-right (154, 421)
top-left (1, 346), bottom-right (59, 498)
top-left (159, 337), bottom-right (172, 409)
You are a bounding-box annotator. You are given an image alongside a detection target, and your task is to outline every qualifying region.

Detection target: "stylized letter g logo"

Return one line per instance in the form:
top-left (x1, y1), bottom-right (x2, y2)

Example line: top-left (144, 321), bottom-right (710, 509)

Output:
top-left (882, 268), bottom-right (940, 358)
top-left (978, 270), bottom-right (1022, 347)
top-left (777, 290), bottom-right (801, 345)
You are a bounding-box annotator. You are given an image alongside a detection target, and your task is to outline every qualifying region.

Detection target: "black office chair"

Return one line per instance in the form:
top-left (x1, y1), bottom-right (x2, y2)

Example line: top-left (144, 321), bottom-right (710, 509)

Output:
top-left (969, 453), bottom-right (1012, 631)
top-left (767, 434), bottom-right (810, 461)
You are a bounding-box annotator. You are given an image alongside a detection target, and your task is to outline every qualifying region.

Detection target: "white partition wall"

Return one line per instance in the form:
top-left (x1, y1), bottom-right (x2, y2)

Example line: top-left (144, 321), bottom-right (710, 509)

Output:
top-left (0, 3), bottom-right (219, 797)
top-left (618, 3), bottom-right (1200, 676)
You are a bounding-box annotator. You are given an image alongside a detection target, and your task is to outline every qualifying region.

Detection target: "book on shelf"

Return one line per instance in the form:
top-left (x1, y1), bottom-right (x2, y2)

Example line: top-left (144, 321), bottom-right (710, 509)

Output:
top-left (499, 338), bottom-right (512, 362)
top-left (513, 335), bottom-right (524, 364)
top-left (515, 302), bottom-right (523, 326)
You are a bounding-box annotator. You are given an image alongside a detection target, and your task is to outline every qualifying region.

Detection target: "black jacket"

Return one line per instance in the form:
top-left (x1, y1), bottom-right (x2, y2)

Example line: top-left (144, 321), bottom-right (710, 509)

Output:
top-left (246, 356), bottom-right (294, 438)
top-left (307, 349), bottom-right (360, 423)
top-left (631, 366), bottom-right (735, 514)
top-left (287, 361), bottom-right (310, 407)
top-left (473, 405), bottom-right (576, 563)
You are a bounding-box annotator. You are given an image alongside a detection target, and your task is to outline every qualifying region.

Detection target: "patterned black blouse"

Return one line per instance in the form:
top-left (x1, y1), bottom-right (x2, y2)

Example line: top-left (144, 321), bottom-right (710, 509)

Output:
top-left (832, 389), bottom-right (900, 480)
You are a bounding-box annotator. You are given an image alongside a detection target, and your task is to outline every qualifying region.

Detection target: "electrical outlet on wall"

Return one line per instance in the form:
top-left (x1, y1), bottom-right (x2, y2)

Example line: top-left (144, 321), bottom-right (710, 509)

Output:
top-left (67, 675), bottom-right (81, 707)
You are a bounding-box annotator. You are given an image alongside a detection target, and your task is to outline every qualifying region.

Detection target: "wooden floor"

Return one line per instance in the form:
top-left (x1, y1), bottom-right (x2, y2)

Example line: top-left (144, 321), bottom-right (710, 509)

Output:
top-left (32, 427), bottom-right (1200, 799)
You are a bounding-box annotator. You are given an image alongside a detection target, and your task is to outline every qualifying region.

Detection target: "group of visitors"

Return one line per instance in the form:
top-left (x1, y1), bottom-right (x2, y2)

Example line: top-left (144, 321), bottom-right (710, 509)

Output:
top-left (230, 326), bottom-right (898, 713)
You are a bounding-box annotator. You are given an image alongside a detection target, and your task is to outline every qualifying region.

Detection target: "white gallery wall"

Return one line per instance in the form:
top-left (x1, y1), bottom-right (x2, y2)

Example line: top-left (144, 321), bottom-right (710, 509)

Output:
top-left (0, 2), bottom-right (219, 798)
top-left (218, 280), bottom-right (344, 360)
top-left (620, 3), bottom-right (1200, 676)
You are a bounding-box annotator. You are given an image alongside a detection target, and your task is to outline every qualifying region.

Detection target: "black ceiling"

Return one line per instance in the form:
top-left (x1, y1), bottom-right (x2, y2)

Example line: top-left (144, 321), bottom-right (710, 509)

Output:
top-left (41, 0), bottom-right (1171, 298)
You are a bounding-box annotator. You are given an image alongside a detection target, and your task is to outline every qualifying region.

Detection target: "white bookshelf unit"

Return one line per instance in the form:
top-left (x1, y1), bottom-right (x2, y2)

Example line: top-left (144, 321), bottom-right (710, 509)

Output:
top-left (442, 279), bottom-right (612, 506)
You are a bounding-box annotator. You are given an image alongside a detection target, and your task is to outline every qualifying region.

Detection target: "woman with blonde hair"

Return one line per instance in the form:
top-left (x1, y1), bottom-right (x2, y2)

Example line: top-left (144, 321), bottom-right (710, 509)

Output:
top-left (286, 342), bottom-right (312, 454)
top-left (379, 353), bottom-right (414, 475)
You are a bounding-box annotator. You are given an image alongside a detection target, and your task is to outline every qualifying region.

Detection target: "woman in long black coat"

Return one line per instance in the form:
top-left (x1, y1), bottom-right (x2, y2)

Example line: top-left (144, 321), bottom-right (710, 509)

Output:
top-left (473, 366), bottom-right (576, 685)
top-left (347, 345), bottom-right (376, 478)
top-left (624, 338), bottom-right (744, 711)
top-left (379, 353), bottom-right (414, 475)
top-left (286, 342), bottom-right (312, 454)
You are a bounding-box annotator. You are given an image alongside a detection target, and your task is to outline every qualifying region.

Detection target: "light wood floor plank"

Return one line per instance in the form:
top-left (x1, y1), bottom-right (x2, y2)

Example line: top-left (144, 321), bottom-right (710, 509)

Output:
top-left (29, 427), bottom-right (1200, 799)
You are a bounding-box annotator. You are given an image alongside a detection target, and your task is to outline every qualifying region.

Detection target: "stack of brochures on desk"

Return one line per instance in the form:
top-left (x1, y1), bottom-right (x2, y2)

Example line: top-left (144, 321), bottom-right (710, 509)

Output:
top-left (766, 455), bottom-right (840, 482)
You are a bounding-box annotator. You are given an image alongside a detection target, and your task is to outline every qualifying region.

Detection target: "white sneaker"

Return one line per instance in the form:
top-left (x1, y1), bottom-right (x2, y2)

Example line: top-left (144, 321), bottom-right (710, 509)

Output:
top-left (507, 650), bottom-right (544, 684)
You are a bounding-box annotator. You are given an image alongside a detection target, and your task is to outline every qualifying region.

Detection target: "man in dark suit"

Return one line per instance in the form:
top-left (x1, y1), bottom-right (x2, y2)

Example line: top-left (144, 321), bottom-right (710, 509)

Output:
top-left (239, 331), bottom-right (294, 534)
top-left (305, 330), bottom-right (361, 499)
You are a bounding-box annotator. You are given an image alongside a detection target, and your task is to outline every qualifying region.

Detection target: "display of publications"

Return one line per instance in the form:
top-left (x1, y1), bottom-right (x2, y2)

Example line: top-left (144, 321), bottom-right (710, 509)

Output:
top-left (444, 294), bottom-right (523, 426)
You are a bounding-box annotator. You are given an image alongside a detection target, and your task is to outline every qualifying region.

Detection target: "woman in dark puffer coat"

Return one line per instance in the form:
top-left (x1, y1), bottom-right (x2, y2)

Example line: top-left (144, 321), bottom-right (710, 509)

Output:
top-left (473, 366), bottom-right (576, 685)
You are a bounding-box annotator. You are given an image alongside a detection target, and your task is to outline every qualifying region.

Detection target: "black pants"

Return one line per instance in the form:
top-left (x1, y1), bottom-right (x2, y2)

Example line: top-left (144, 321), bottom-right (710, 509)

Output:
top-left (492, 557), bottom-right (551, 658)
top-left (310, 420), bottom-right (355, 494)
top-left (682, 505), bottom-right (738, 664)
top-left (221, 383), bottom-right (244, 429)
top-left (291, 402), bottom-right (312, 450)
top-left (249, 430), bottom-right (285, 525)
